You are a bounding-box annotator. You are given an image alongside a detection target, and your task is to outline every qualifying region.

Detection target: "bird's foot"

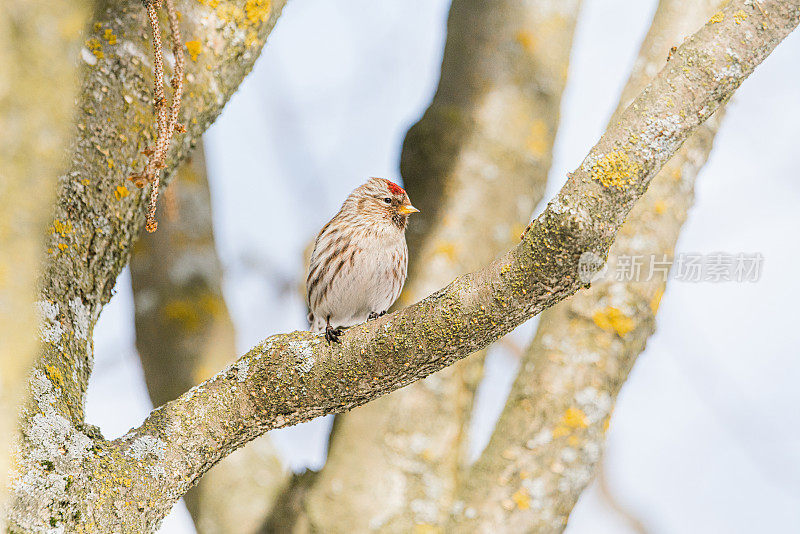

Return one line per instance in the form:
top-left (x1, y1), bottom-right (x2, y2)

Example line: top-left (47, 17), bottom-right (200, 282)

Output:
top-left (325, 325), bottom-right (343, 343)
top-left (368, 311), bottom-right (387, 321)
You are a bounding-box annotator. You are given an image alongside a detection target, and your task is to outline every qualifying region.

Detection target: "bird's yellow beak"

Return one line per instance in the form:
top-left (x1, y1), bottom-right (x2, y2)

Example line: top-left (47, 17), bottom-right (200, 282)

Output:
top-left (398, 204), bottom-right (420, 215)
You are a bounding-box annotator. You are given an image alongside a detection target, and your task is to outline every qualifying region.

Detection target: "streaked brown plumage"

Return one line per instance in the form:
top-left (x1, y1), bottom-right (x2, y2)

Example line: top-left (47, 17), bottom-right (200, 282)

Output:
top-left (306, 177), bottom-right (418, 342)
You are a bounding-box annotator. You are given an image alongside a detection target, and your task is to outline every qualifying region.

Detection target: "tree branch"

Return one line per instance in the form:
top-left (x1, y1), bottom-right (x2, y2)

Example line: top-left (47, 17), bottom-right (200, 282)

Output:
top-left (106, 0), bottom-right (799, 528)
top-left (9, 0), bottom-right (288, 530)
top-left (453, 0), bottom-right (729, 530)
top-left (32, 0), bottom-right (287, 424)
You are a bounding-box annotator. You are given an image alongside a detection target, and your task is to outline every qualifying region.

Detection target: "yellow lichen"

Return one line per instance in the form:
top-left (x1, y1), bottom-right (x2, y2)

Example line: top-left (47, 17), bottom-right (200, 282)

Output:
top-left (57, 243), bottom-right (68, 251)
top-left (103, 28), bottom-right (117, 45)
top-left (185, 40), bottom-right (202, 62)
top-left (592, 306), bottom-right (634, 336)
top-left (511, 488), bottom-right (531, 510)
top-left (245, 0), bottom-right (272, 24)
top-left (650, 288), bottom-right (665, 314)
top-left (709, 11), bottom-right (725, 24)
top-left (86, 37), bottom-right (103, 59)
top-left (52, 219), bottom-right (73, 237)
top-left (115, 185), bottom-right (129, 200)
top-left (515, 30), bottom-right (537, 53)
top-left (562, 407), bottom-right (588, 429)
top-left (197, 0), bottom-right (270, 30)
top-left (553, 407), bottom-right (589, 438)
top-left (245, 30), bottom-right (259, 47)
top-left (525, 119), bottom-right (549, 157)
top-left (588, 151), bottom-right (640, 189)
top-left (45, 365), bottom-right (64, 387)
top-left (734, 9), bottom-right (748, 24)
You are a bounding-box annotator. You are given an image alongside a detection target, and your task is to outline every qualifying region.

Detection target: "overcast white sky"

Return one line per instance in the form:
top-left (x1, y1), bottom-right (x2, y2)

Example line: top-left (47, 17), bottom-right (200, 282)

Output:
top-left (86, 1), bottom-right (800, 531)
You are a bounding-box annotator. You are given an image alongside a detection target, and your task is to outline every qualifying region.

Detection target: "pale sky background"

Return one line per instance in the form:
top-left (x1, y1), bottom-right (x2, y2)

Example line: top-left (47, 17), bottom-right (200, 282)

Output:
top-left (86, 0), bottom-right (800, 532)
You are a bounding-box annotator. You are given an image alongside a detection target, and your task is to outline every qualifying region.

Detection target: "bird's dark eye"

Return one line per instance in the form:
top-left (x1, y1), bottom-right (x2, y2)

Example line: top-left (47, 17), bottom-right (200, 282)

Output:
top-left (383, 197), bottom-right (392, 204)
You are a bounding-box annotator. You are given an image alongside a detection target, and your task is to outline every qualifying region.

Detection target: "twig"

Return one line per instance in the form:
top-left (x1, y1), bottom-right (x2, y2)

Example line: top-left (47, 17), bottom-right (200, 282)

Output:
top-left (130, 0), bottom-right (185, 233)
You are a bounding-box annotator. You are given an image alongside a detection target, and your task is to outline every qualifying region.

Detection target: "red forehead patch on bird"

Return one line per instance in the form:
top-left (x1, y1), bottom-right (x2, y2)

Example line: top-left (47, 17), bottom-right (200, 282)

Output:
top-left (383, 179), bottom-right (405, 196)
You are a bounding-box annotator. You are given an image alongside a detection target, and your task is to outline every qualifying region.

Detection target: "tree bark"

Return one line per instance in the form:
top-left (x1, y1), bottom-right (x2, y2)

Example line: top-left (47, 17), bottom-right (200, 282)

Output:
top-left (8, 0), bottom-right (288, 530)
top-left (299, 0), bottom-right (583, 531)
top-left (0, 0), bottom-right (91, 518)
top-left (7, 0), bottom-right (798, 531)
top-left (453, 0), bottom-right (727, 531)
top-left (130, 143), bottom-right (287, 533)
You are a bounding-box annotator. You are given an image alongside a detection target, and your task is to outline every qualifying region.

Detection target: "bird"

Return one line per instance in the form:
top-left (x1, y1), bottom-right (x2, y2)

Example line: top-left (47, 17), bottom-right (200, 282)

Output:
top-left (306, 177), bottom-right (419, 342)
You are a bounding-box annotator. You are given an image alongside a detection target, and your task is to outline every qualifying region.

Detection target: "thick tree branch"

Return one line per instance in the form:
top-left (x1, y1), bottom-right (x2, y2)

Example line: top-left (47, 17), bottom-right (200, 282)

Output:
top-left (453, 0), bottom-right (727, 530)
top-left (300, 0), bottom-right (582, 530)
top-left (32, 0), bottom-right (286, 424)
top-left (106, 0), bottom-right (800, 527)
top-left (9, 0), bottom-right (287, 530)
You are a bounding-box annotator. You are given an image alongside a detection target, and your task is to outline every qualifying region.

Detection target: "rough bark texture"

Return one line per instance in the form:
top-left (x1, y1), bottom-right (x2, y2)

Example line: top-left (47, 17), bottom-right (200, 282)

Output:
top-left (7, 0), bottom-right (797, 531)
top-left (453, 0), bottom-right (727, 531)
top-left (0, 0), bottom-right (91, 514)
top-left (8, 0), bottom-right (288, 531)
top-left (300, 1), bottom-right (582, 531)
top-left (130, 143), bottom-right (287, 533)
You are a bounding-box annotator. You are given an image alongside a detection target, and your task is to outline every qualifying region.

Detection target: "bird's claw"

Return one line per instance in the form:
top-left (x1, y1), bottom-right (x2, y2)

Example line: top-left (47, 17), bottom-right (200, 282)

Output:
top-left (325, 325), bottom-right (343, 343)
top-left (368, 311), bottom-right (387, 321)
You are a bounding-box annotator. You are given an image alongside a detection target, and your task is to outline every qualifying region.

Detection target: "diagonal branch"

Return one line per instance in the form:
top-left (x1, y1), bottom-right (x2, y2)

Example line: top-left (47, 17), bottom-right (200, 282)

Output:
top-left (27, 0), bottom-right (286, 424)
top-left (9, 0), bottom-right (288, 530)
top-left (453, 0), bottom-right (727, 530)
top-left (108, 0), bottom-right (800, 525)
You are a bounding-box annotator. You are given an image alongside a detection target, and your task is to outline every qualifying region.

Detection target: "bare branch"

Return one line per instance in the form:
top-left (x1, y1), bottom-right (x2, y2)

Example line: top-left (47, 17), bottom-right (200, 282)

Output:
top-left (452, 0), bottom-right (729, 530)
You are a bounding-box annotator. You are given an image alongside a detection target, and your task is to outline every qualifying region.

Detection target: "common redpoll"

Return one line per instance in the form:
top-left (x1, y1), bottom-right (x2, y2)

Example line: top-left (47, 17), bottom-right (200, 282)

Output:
top-left (306, 177), bottom-right (419, 342)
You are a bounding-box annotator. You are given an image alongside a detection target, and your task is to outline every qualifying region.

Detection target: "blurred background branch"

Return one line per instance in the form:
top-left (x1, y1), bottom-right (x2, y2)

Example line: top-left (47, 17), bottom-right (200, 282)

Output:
top-left (130, 143), bottom-right (287, 534)
top-left (0, 0), bottom-right (91, 515)
top-left (453, 0), bottom-right (725, 531)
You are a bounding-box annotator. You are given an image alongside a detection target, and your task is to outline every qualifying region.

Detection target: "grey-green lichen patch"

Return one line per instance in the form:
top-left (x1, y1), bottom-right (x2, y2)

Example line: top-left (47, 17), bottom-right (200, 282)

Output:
top-left (35, 301), bottom-right (64, 345)
top-left (288, 336), bottom-right (321, 374)
top-left (67, 298), bottom-right (90, 341)
top-left (9, 370), bottom-right (93, 532)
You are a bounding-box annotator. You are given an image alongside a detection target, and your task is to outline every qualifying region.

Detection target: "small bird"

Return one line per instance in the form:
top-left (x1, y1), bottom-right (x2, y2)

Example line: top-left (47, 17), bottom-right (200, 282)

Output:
top-left (306, 177), bottom-right (419, 342)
